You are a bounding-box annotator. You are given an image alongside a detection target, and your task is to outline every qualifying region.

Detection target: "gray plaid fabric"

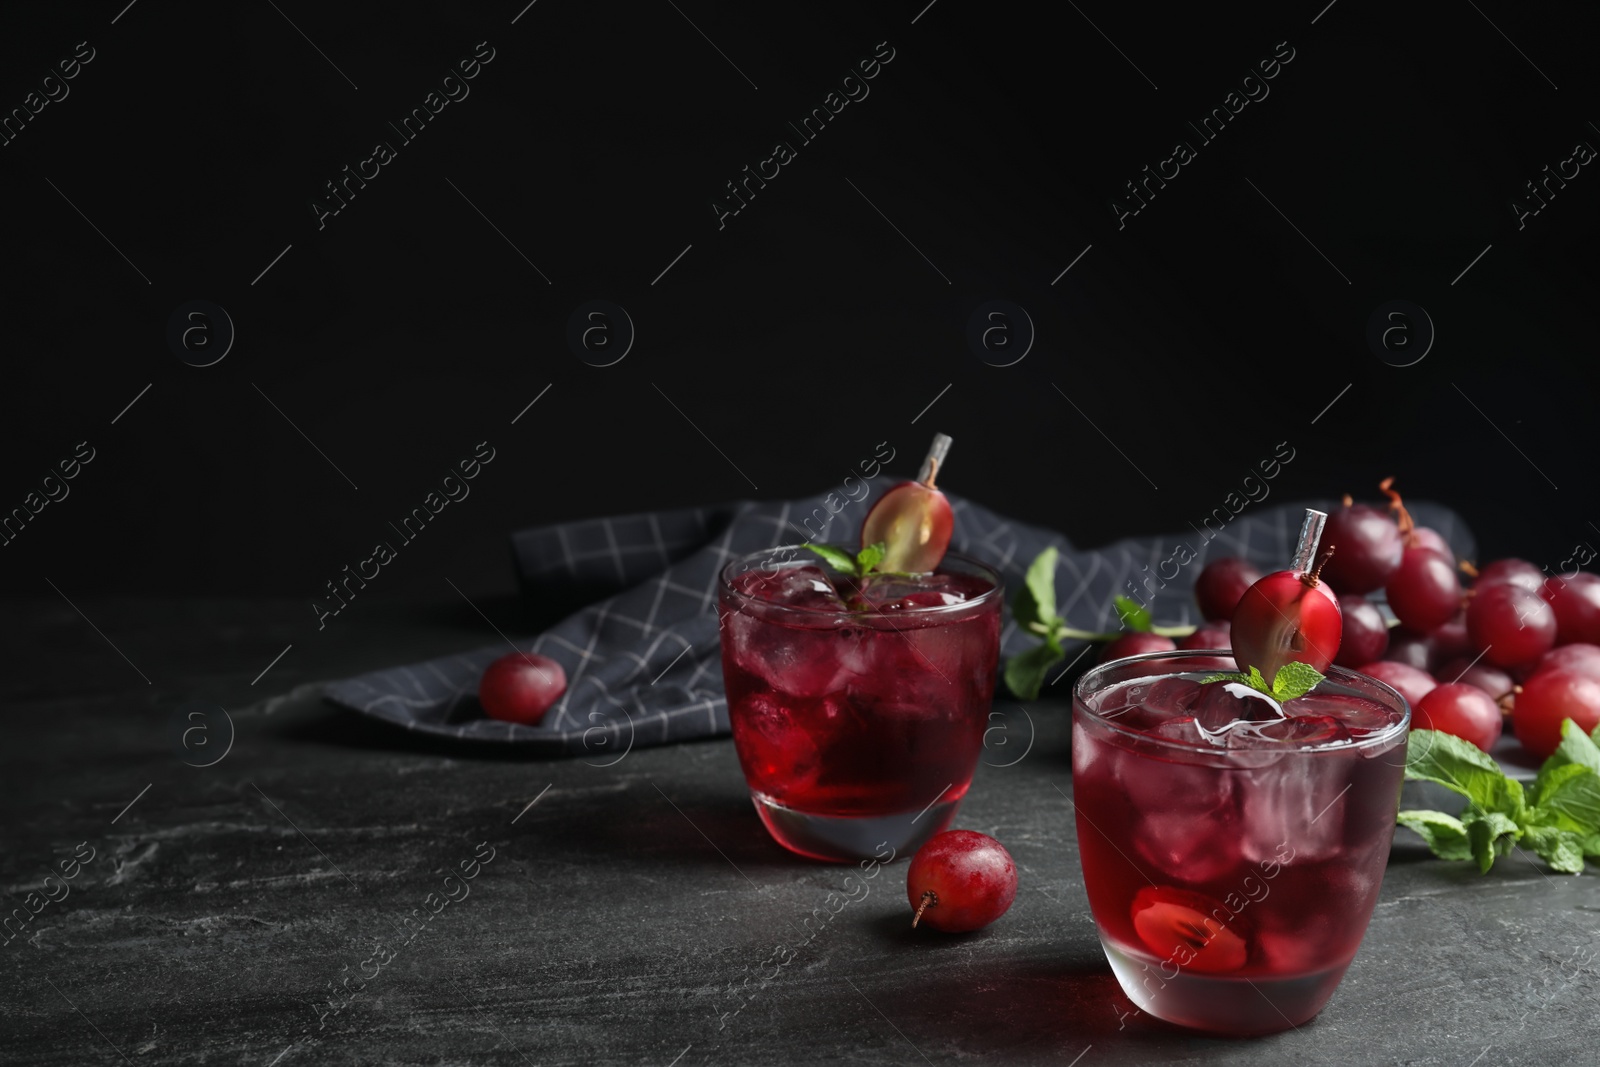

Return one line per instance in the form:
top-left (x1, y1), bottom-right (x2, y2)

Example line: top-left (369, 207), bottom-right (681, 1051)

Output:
top-left (322, 481), bottom-right (1473, 755)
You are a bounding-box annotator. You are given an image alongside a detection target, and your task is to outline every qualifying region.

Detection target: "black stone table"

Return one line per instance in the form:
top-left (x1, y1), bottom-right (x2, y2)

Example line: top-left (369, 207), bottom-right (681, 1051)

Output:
top-left (3, 597), bottom-right (1596, 1066)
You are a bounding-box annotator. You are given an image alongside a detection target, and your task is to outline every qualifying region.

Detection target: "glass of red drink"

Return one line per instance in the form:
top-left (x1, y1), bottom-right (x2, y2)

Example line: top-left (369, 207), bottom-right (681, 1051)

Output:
top-left (718, 546), bottom-right (1002, 862)
top-left (1071, 649), bottom-right (1409, 1036)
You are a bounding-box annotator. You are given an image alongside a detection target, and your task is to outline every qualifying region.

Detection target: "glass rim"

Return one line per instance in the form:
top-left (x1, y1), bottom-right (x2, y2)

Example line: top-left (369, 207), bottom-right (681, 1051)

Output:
top-left (1072, 649), bottom-right (1413, 754)
top-left (717, 544), bottom-right (1004, 619)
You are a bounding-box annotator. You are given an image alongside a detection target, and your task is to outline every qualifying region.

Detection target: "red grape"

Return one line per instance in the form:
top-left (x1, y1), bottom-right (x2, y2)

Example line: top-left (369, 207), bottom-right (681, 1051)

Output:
top-left (1406, 526), bottom-right (1453, 560)
top-left (1384, 631), bottom-right (1433, 672)
top-left (1542, 572), bottom-right (1600, 646)
top-left (1386, 548), bottom-right (1462, 632)
top-left (1467, 584), bottom-right (1557, 668)
top-left (907, 830), bottom-right (1017, 932)
top-left (1320, 502), bottom-right (1403, 594)
top-left (1101, 633), bottom-right (1177, 663)
top-left (1178, 621), bottom-right (1231, 651)
top-left (1193, 558), bottom-right (1263, 622)
top-left (1428, 611), bottom-right (1474, 668)
top-left (1414, 683), bottom-right (1503, 752)
top-left (1194, 679), bottom-right (1285, 730)
top-left (1532, 643), bottom-right (1600, 681)
top-left (1474, 558), bottom-right (1543, 593)
top-left (479, 652), bottom-right (567, 725)
top-left (1130, 886), bottom-right (1247, 973)
top-left (1357, 661), bottom-right (1437, 711)
top-left (1334, 594), bottom-right (1389, 667)
top-left (1512, 669), bottom-right (1600, 759)
top-left (1231, 566), bottom-right (1342, 678)
top-left (1435, 657), bottom-right (1516, 701)
top-left (861, 481), bottom-right (953, 573)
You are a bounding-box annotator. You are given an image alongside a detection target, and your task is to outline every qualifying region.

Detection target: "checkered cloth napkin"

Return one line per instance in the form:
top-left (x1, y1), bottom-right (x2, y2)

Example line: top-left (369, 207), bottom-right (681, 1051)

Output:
top-left (322, 481), bottom-right (1473, 755)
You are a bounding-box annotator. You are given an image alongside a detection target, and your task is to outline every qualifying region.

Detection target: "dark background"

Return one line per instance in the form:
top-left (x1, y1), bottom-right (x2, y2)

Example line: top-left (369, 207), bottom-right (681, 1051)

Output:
top-left (2, 0), bottom-right (1595, 618)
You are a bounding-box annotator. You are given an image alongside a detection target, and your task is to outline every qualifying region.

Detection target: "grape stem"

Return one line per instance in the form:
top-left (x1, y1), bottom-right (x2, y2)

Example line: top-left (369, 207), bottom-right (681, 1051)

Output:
top-left (1301, 544), bottom-right (1335, 589)
top-left (1379, 476), bottom-right (1416, 537)
top-left (1026, 620), bottom-right (1197, 641)
top-left (911, 890), bottom-right (938, 929)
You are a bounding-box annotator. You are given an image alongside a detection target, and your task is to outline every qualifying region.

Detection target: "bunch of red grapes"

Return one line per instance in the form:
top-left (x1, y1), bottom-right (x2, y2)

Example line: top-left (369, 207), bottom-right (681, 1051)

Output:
top-left (1123, 482), bottom-right (1600, 759)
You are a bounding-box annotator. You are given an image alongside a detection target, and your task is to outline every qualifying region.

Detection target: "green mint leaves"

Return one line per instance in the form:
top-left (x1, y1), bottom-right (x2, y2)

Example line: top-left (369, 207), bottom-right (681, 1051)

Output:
top-left (1395, 810), bottom-right (1472, 861)
top-left (1013, 547), bottom-right (1059, 630)
top-left (802, 541), bottom-right (889, 578)
top-left (1270, 662), bottom-right (1327, 701)
top-left (1399, 721), bottom-right (1600, 874)
top-left (854, 541), bottom-right (887, 575)
top-left (1198, 662), bottom-right (1325, 702)
top-left (1006, 548), bottom-right (1066, 700)
top-left (1200, 666), bottom-right (1269, 693)
top-left (1113, 595), bottom-right (1152, 633)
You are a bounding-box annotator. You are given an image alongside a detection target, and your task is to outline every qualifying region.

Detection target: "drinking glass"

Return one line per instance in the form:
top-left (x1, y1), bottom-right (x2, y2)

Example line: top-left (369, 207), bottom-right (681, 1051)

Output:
top-left (1072, 650), bottom-right (1409, 1035)
top-left (718, 546), bottom-right (1002, 861)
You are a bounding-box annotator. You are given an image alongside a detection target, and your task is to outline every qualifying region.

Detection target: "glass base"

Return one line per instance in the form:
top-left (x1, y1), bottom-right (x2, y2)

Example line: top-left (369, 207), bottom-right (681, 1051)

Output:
top-left (751, 792), bottom-right (961, 862)
top-left (1100, 936), bottom-right (1349, 1036)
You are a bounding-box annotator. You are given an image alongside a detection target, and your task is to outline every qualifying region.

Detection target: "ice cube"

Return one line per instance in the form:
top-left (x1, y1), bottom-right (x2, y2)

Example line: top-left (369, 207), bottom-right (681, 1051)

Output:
top-left (1254, 924), bottom-right (1341, 978)
top-left (725, 611), bottom-right (864, 700)
top-left (1288, 692), bottom-right (1402, 737)
top-left (1101, 677), bottom-right (1203, 731)
top-left (1134, 809), bottom-right (1241, 886)
top-left (1244, 715), bottom-right (1353, 746)
top-left (849, 572), bottom-right (976, 612)
top-left (1253, 864), bottom-right (1371, 976)
top-left (1193, 682), bottom-right (1284, 734)
top-left (730, 692), bottom-right (821, 798)
top-left (1237, 747), bottom-right (1360, 864)
top-left (1146, 716), bottom-right (1206, 745)
top-left (1114, 741), bottom-right (1238, 878)
top-left (1115, 737), bottom-right (1241, 884)
top-left (736, 565), bottom-right (847, 611)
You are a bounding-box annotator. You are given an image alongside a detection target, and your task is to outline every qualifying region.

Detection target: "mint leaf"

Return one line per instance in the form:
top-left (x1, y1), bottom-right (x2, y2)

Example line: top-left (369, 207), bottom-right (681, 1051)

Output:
top-left (1210, 661), bottom-right (1324, 700)
top-left (1198, 668), bottom-right (1271, 695)
top-left (1271, 662), bottom-right (1325, 701)
top-left (1404, 729), bottom-right (1526, 820)
top-left (1013, 548), bottom-right (1059, 630)
top-left (1004, 632), bottom-right (1065, 701)
top-left (1527, 763), bottom-right (1600, 834)
top-left (1528, 762), bottom-right (1592, 816)
top-left (1464, 812), bottom-right (1521, 874)
top-left (802, 543), bottom-right (859, 577)
top-left (1113, 595), bottom-right (1152, 633)
top-left (1524, 826), bottom-right (1586, 874)
top-left (1538, 718), bottom-right (1600, 781)
top-left (1396, 810), bottom-right (1473, 862)
top-left (1402, 727), bottom-right (1599, 874)
top-left (855, 542), bottom-right (887, 576)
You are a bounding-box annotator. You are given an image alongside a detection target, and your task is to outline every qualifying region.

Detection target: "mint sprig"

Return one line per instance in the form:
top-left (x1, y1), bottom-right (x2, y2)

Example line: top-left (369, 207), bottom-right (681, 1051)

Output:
top-left (802, 541), bottom-right (889, 578)
top-left (1398, 720), bottom-right (1600, 874)
top-left (1006, 548), bottom-right (1066, 700)
top-left (1002, 547), bottom-right (1208, 700)
top-left (1198, 662), bottom-right (1325, 702)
